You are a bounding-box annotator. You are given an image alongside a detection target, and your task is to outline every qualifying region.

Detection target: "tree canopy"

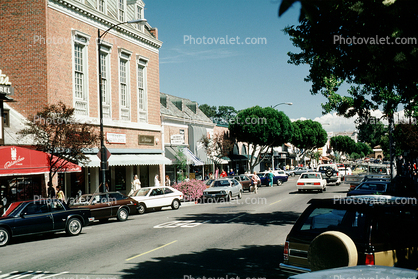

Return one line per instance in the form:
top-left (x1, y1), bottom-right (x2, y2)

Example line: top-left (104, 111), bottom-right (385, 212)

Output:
top-left (229, 106), bottom-right (293, 171)
top-left (19, 102), bottom-right (100, 182)
top-left (356, 117), bottom-right (387, 149)
top-left (280, 0), bottom-right (418, 119)
top-left (330, 135), bottom-right (356, 155)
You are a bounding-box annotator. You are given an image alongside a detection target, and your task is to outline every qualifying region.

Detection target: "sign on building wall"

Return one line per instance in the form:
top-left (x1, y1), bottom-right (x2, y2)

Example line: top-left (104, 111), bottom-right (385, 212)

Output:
top-left (138, 135), bottom-right (154, 146)
top-left (170, 134), bottom-right (185, 145)
top-left (107, 133), bottom-right (126, 144)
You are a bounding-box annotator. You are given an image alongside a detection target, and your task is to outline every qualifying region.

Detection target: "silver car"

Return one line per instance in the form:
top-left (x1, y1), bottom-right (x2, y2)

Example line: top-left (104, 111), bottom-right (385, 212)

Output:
top-left (203, 178), bottom-right (243, 201)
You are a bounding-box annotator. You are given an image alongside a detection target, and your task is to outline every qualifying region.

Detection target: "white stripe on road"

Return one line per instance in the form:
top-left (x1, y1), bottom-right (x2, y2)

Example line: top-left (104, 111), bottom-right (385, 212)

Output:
top-left (225, 214), bottom-right (246, 223)
top-left (126, 240), bottom-right (178, 261)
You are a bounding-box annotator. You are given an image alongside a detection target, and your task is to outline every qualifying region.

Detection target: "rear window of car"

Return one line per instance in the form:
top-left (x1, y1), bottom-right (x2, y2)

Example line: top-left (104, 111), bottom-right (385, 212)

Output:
top-left (301, 173), bottom-right (321, 179)
top-left (298, 207), bottom-right (367, 241)
top-left (318, 166), bottom-right (336, 172)
top-left (358, 183), bottom-right (387, 191)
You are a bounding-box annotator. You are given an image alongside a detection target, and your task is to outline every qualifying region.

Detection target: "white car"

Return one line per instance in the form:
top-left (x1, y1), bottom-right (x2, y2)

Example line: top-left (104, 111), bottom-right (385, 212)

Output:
top-left (130, 186), bottom-right (183, 214)
top-left (296, 172), bottom-right (327, 192)
top-left (203, 178), bottom-right (243, 201)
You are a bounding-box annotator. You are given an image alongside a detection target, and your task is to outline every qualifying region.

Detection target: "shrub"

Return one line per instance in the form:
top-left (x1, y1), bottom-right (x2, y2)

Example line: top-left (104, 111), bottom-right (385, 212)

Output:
top-left (172, 179), bottom-right (207, 201)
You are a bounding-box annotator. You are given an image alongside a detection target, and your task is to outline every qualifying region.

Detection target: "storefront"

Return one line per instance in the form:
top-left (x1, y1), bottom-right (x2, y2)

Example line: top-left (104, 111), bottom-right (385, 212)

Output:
top-left (0, 145), bottom-right (81, 210)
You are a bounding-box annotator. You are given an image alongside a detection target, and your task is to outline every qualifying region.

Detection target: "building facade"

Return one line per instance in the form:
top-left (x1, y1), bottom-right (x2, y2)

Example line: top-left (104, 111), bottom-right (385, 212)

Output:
top-left (0, 0), bottom-right (168, 198)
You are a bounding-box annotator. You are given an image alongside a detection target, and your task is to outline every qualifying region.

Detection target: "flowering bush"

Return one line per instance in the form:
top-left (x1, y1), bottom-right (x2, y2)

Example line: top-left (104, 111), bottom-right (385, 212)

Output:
top-left (172, 179), bottom-right (207, 201)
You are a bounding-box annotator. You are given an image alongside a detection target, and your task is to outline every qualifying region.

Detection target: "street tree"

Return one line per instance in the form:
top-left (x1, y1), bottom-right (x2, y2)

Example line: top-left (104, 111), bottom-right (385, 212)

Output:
top-left (199, 104), bottom-right (217, 119)
top-left (291, 119), bottom-right (328, 164)
top-left (279, 0), bottom-right (418, 173)
top-left (200, 131), bottom-right (234, 167)
top-left (356, 117), bottom-right (387, 149)
top-left (229, 106), bottom-right (293, 172)
top-left (330, 135), bottom-right (356, 161)
top-left (356, 142), bottom-right (373, 158)
top-left (19, 102), bottom-right (100, 185)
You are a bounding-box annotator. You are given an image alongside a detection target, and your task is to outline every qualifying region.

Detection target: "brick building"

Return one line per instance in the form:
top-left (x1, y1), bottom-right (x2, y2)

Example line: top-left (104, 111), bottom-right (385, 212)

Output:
top-left (0, 0), bottom-right (169, 199)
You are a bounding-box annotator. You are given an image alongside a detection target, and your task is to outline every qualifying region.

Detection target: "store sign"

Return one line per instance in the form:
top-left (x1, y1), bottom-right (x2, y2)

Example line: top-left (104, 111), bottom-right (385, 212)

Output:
top-left (170, 134), bottom-right (185, 145)
top-left (107, 133), bottom-right (126, 144)
top-left (138, 135), bottom-right (154, 146)
top-left (0, 70), bottom-right (14, 95)
top-left (4, 147), bottom-right (25, 169)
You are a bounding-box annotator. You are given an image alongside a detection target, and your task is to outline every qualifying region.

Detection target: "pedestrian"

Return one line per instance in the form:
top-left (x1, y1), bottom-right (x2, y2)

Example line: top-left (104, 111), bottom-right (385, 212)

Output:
top-left (165, 175), bottom-right (171, 186)
top-left (220, 169), bottom-right (227, 177)
top-left (268, 170), bottom-right (274, 187)
top-left (154, 174), bottom-right (160, 187)
top-left (47, 181), bottom-right (56, 198)
top-left (229, 168), bottom-right (235, 176)
top-left (56, 186), bottom-right (66, 203)
top-left (251, 171), bottom-right (259, 194)
top-left (129, 174), bottom-right (141, 196)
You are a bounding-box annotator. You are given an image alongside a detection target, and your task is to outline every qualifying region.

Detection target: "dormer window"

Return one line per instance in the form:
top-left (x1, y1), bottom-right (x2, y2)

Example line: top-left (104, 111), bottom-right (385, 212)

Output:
top-left (118, 0), bottom-right (126, 22)
top-left (136, 5), bottom-right (144, 31)
top-left (97, 0), bottom-right (106, 13)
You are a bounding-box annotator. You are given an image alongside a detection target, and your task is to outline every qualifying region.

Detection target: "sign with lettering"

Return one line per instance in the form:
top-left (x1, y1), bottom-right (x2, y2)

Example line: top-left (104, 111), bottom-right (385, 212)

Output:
top-left (170, 134), bottom-right (185, 145)
top-left (138, 135), bottom-right (154, 146)
top-left (107, 132), bottom-right (126, 144)
top-left (0, 70), bottom-right (13, 95)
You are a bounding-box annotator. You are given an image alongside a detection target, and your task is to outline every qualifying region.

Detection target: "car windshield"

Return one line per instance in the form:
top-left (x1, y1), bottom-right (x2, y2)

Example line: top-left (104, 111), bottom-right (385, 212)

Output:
top-left (213, 180), bottom-right (231, 187)
top-left (358, 183), bottom-right (387, 191)
top-left (301, 173), bottom-right (321, 179)
top-left (134, 188), bottom-right (151, 196)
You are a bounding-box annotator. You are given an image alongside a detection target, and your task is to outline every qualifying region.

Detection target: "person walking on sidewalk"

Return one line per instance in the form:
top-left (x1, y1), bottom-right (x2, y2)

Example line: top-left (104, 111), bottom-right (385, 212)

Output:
top-left (251, 171), bottom-right (259, 194)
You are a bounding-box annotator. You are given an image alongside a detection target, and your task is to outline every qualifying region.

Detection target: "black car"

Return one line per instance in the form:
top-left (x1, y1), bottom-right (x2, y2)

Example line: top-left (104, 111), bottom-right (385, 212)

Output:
top-left (346, 181), bottom-right (391, 196)
top-left (0, 199), bottom-right (92, 247)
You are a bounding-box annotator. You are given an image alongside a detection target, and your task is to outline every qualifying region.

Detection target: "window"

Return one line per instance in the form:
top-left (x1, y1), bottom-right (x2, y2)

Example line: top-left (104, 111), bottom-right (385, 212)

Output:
top-left (72, 32), bottom-right (90, 116)
top-left (97, 0), bottom-right (105, 13)
top-left (136, 5), bottom-right (143, 30)
top-left (2, 109), bottom-right (9, 128)
top-left (119, 49), bottom-right (131, 120)
top-left (137, 58), bottom-right (148, 123)
top-left (118, 0), bottom-right (125, 21)
top-left (99, 43), bottom-right (112, 118)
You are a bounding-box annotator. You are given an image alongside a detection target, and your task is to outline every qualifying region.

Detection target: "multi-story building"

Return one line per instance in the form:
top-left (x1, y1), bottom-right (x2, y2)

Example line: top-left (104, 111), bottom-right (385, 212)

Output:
top-left (0, 0), bottom-right (168, 198)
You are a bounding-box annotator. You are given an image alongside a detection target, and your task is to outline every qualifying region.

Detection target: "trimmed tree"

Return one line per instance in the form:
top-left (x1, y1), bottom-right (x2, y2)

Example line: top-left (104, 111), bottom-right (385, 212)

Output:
top-left (19, 102), bottom-right (100, 186)
top-left (229, 106), bottom-right (293, 172)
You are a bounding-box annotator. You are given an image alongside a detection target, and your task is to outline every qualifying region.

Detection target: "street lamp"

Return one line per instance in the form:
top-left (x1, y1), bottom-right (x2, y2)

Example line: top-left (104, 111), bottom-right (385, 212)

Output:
top-left (98, 19), bottom-right (147, 192)
top-left (271, 102), bottom-right (293, 109)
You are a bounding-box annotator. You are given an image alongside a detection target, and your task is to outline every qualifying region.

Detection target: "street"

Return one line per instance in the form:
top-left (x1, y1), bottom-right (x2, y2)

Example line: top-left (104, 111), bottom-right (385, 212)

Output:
top-left (0, 177), bottom-right (350, 279)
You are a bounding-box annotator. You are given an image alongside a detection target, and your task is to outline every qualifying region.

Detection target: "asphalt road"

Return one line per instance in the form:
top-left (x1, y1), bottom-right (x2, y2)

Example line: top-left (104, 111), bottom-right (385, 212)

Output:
top-left (0, 177), bottom-right (350, 279)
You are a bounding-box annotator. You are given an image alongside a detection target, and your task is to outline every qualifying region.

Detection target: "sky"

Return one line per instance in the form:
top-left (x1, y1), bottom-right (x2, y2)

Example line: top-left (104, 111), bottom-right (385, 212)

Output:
top-left (144, 0), bottom-right (405, 133)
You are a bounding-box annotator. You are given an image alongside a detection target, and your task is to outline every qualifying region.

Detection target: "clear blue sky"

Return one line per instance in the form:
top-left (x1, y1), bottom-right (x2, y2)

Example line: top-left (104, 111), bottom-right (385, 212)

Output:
top-left (145, 1), bottom-right (337, 121)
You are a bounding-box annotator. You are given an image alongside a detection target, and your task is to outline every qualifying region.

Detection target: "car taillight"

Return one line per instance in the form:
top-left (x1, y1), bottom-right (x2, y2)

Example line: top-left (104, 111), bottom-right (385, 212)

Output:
top-left (297, 182), bottom-right (304, 185)
top-left (365, 253), bottom-right (375, 265)
top-left (313, 182), bottom-right (321, 185)
top-left (284, 241), bottom-right (289, 261)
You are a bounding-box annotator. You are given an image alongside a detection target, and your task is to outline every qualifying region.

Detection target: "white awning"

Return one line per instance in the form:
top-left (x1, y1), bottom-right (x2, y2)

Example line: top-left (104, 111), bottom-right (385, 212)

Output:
top-left (165, 147), bottom-right (205, 166)
top-left (83, 154), bottom-right (171, 167)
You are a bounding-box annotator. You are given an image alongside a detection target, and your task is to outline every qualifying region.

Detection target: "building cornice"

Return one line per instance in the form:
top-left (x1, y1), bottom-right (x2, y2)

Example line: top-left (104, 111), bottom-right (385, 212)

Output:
top-left (49, 0), bottom-right (162, 51)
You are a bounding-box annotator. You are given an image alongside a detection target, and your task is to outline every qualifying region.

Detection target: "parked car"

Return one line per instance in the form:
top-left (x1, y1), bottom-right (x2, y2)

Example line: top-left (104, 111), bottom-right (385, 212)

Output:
top-left (258, 171), bottom-right (288, 186)
top-left (71, 191), bottom-right (138, 222)
top-left (0, 199), bottom-right (92, 247)
top-left (227, 174), bottom-right (252, 192)
top-left (296, 172), bottom-right (327, 193)
top-left (280, 195), bottom-right (418, 274)
top-left (204, 179), bottom-right (215, 188)
top-left (287, 167), bottom-right (314, 177)
top-left (130, 186), bottom-right (183, 214)
top-left (247, 173), bottom-right (261, 187)
top-left (203, 178), bottom-right (242, 201)
top-left (288, 265), bottom-right (418, 279)
top-left (317, 164), bottom-right (341, 185)
top-left (346, 181), bottom-right (391, 196)
top-left (348, 174), bottom-right (391, 191)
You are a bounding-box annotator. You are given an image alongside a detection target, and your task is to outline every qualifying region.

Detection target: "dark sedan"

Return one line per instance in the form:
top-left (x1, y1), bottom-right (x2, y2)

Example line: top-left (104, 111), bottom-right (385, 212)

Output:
top-left (71, 191), bottom-right (138, 222)
top-left (346, 181), bottom-right (391, 196)
top-left (0, 199), bottom-right (92, 247)
top-left (258, 171), bottom-right (289, 186)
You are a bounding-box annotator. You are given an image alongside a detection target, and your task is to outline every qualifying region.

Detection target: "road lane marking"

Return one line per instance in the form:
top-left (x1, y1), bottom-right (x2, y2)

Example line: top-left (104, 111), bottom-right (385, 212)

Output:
top-left (154, 220), bottom-right (205, 228)
top-left (126, 240), bottom-right (178, 261)
top-left (269, 200), bottom-right (281, 205)
top-left (226, 214), bottom-right (246, 223)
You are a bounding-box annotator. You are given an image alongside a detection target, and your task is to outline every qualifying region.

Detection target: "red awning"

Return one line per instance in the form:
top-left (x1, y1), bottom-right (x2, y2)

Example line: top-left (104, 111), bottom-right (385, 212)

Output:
top-left (0, 146), bottom-right (81, 177)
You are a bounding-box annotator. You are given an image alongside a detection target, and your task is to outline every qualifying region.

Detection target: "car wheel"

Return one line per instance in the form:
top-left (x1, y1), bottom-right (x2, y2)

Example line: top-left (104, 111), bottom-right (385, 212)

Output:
top-left (65, 218), bottom-right (82, 236)
top-left (292, 173), bottom-right (295, 177)
top-left (238, 190), bottom-right (242, 199)
top-left (137, 203), bottom-right (146, 214)
top-left (308, 231), bottom-right (358, 271)
top-left (226, 192), bottom-right (232, 201)
top-left (117, 208), bottom-right (129, 221)
top-left (0, 228), bottom-right (10, 247)
top-left (319, 188), bottom-right (323, 193)
top-left (277, 180), bottom-right (282, 186)
top-left (323, 186), bottom-right (327, 192)
top-left (171, 199), bottom-right (180, 210)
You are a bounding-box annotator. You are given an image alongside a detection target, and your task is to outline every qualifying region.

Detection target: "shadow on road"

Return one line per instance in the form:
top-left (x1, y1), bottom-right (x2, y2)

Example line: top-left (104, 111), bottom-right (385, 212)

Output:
top-left (121, 244), bottom-right (289, 279)
top-left (174, 210), bottom-right (301, 226)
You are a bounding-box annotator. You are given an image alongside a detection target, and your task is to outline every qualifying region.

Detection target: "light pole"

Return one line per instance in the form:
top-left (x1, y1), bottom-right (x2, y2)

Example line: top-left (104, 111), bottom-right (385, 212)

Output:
top-left (98, 19), bottom-right (147, 192)
top-left (270, 102), bottom-right (292, 170)
top-left (271, 102), bottom-right (293, 109)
